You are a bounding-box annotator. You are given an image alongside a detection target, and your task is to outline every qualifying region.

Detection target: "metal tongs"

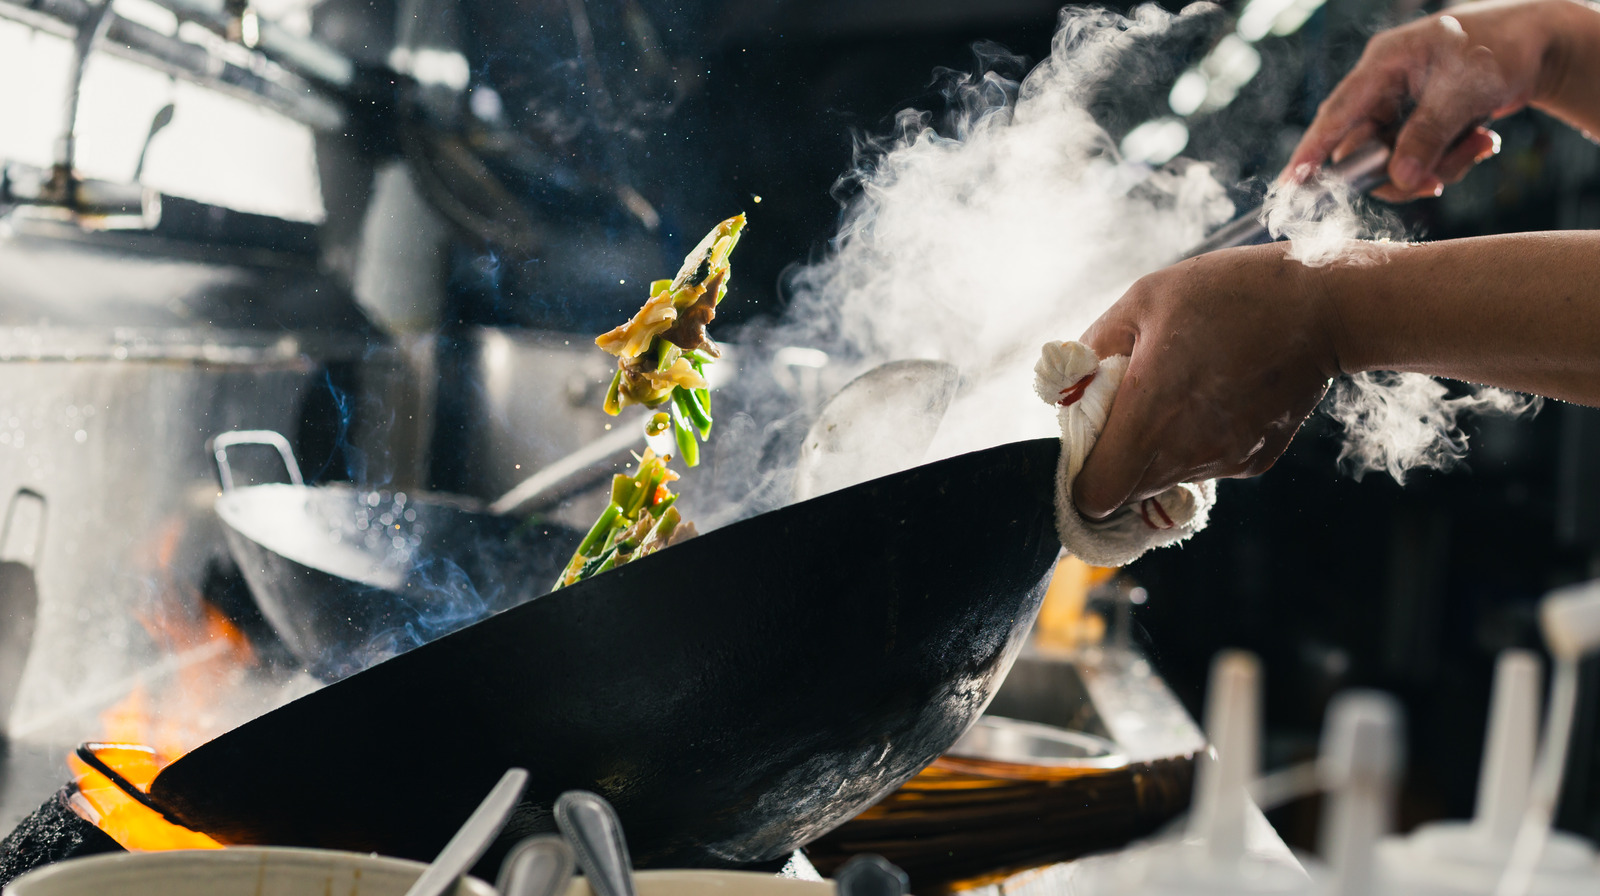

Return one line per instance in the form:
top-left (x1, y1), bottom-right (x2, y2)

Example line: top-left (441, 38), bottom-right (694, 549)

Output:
top-left (1180, 141), bottom-right (1392, 259)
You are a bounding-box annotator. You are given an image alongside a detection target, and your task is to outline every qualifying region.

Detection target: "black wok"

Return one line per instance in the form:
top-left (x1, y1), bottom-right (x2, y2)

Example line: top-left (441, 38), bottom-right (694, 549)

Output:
top-left (150, 437), bottom-right (1061, 870)
top-left (210, 431), bottom-right (582, 680)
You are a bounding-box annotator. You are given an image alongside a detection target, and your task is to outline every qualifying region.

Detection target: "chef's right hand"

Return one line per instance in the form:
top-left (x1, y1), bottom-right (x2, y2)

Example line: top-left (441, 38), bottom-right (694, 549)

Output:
top-left (1281, 0), bottom-right (1581, 202)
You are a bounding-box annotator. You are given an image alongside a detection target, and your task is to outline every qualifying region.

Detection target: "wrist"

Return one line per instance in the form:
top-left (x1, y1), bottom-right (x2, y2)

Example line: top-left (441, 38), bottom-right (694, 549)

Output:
top-left (1530, 0), bottom-right (1600, 111)
top-left (1287, 241), bottom-right (1397, 377)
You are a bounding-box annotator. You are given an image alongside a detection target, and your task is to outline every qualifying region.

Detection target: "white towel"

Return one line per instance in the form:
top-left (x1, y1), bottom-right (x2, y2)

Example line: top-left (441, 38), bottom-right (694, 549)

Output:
top-left (1034, 340), bottom-right (1216, 568)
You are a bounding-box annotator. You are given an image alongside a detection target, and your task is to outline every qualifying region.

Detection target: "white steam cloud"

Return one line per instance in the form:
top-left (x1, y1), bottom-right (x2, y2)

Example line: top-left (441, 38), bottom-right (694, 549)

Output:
top-left (728, 1), bottom-right (1540, 505)
top-left (1263, 169), bottom-right (1541, 482)
top-left (765, 5), bottom-right (1232, 469)
top-left (1326, 373), bottom-right (1541, 483)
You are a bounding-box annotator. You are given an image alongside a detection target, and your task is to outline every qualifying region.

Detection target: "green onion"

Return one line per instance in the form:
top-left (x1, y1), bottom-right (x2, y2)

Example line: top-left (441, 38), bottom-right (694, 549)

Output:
top-left (576, 504), bottom-right (621, 556)
top-left (602, 369), bottom-right (622, 416)
top-left (673, 411), bottom-right (699, 467)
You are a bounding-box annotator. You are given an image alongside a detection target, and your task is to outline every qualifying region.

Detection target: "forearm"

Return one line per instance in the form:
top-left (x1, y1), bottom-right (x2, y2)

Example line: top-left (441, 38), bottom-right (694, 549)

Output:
top-left (1529, 0), bottom-right (1600, 135)
top-left (1317, 232), bottom-right (1600, 405)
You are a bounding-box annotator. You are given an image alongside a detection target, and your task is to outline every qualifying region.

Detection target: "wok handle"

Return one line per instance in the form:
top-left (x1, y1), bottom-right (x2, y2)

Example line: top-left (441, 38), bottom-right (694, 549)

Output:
top-left (209, 430), bottom-right (305, 491)
top-left (1, 488), bottom-right (46, 570)
top-left (74, 743), bottom-right (195, 828)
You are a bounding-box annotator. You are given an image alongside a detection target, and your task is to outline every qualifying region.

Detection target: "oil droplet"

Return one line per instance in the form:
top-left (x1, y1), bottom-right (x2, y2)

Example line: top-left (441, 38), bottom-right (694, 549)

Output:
top-left (604, 423), bottom-right (613, 431)
top-left (752, 195), bottom-right (762, 203)
top-left (74, 429), bottom-right (86, 443)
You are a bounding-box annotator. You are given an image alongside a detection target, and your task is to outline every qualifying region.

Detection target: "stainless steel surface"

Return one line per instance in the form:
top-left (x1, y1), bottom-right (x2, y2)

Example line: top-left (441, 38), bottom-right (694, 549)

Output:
top-left (487, 426), bottom-right (643, 518)
top-left (449, 329), bottom-right (627, 502)
top-left (947, 716), bottom-right (1127, 769)
top-left (495, 836), bottom-right (575, 896)
top-left (1180, 140), bottom-right (1392, 259)
top-left (792, 359), bottom-right (961, 501)
top-left (0, 221), bottom-right (418, 742)
top-left (0, 491), bottom-right (44, 736)
top-left (554, 791), bottom-right (636, 896)
top-left (0, 0), bottom-right (344, 130)
top-left (986, 647), bottom-right (1206, 764)
top-left (405, 768), bottom-right (529, 896)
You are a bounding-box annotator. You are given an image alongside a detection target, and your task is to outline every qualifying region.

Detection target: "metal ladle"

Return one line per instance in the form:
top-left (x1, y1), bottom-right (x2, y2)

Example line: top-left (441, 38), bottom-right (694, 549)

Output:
top-left (793, 359), bottom-right (961, 502)
top-left (402, 767), bottom-right (530, 896)
top-left (497, 834), bottom-right (576, 896)
top-left (553, 790), bottom-right (636, 896)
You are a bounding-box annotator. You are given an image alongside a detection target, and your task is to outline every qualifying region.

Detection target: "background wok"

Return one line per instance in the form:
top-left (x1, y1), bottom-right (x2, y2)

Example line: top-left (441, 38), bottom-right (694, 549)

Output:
top-left (211, 430), bottom-right (584, 680)
top-left (149, 437), bottom-right (1061, 871)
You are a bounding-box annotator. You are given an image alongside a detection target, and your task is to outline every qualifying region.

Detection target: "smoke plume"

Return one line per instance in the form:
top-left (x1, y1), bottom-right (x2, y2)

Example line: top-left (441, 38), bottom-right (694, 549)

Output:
top-left (739, 1), bottom-right (1536, 503)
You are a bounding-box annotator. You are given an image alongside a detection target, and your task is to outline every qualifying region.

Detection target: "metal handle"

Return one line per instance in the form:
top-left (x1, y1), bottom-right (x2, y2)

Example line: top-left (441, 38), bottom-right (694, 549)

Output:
top-left (1, 488), bottom-right (46, 571)
top-left (496, 834), bottom-right (575, 896)
top-left (403, 768), bottom-right (530, 896)
top-left (209, 430), bottom-right (304, 492)
top-left (1181, 140), bottom-right (1393, 260)
top-left (835, 855), bottom-right (909, 896)
top-left (554, 791), bottom-right (636, 896)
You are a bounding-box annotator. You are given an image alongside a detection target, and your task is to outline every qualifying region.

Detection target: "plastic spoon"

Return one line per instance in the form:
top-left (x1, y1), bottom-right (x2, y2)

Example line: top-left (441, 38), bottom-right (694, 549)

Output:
top-left (554, 791), bottom-right (636, 896)
top-left (403, 767), bottom-right (530, 896)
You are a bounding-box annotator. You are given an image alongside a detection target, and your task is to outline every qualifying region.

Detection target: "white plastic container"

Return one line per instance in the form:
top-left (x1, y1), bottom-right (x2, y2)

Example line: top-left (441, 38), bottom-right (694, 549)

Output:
top-left (3, 847), bottom-right (498, 896)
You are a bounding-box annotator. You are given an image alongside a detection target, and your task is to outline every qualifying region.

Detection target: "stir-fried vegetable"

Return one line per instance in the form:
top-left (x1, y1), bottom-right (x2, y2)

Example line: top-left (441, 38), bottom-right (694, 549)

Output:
top-left (594, 213), bottom-right (745, 466)
top-left (553, 448), bottom-right (697, 590)
top-left (553, 214), bottom-right (746, 590)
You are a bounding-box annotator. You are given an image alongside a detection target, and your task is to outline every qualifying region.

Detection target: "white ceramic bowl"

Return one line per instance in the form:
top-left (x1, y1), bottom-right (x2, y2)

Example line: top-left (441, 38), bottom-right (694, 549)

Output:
top-left (564, 870), bottom-right (834, 896)
top-left (3, 847), bottom-right (497, 896)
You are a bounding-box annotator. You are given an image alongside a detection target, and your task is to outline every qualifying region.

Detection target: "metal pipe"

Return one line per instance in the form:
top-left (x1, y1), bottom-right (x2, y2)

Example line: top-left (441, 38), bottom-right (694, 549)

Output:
top-left (0, 0), bottom-right (345, 131)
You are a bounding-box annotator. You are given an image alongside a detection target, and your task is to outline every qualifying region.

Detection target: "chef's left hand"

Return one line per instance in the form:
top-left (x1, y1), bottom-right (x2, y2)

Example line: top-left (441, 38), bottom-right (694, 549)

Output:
top-left (1072, 243), bottom-right (1341, 520)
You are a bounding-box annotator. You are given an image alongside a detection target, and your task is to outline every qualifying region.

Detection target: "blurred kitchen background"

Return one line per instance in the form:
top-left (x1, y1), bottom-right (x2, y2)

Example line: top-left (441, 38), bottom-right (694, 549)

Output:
top-left (1, 0), bottom-right (1598, 855)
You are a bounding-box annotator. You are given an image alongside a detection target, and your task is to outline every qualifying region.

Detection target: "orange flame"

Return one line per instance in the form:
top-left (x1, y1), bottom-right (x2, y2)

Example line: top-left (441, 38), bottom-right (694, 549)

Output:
top-left (69, 587), bottom-right (258, 851)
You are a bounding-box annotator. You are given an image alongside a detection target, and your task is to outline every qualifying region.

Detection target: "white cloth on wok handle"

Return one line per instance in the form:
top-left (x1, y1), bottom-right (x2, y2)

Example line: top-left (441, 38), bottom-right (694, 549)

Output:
top-left (1034, 340), bottom-right (1216, 568)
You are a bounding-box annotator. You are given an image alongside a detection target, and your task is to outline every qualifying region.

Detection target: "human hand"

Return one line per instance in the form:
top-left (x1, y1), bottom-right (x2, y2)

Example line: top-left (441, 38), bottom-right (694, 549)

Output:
top-left (1282, 0), bottom-right (1572, 202)
top-left (1071, 243), bottom-right (1342, 520)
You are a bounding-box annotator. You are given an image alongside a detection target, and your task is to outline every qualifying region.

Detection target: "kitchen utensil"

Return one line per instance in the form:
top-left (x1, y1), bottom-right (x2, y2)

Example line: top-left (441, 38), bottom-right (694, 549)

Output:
top-left (1181, 141), bottom-right (1392, 259)
top-left (148, 436), bottom-right (1061, 869)
top-left (211, 431), bottom-right (582, 679)
top-left (793, 359), bottom-right (961, 501)
top-left (833, 856), bottom-right (907, 896)
top-left (2, 847), bottom-right (497, 896)
top-left (495, 836), bottom-right (575, 896)
top-left (0, 215), bottom-right (407, 739)
top-left (560, 871), bottom-right (829, 896)
top-left (944, 716), bottom-right (1126, 769)
top-left (488, 425), bottom-right (644, 517)
top-left (554, 792), bottom-right (635, 896)
top-left (405, 768), bottom-right (529, 896)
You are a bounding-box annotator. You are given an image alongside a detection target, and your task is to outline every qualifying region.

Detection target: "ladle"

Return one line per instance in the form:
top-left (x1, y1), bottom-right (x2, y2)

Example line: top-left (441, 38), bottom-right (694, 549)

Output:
top-left (403, 767), bottom-right (529, 896)
top-left (497, 834), bottom-right (576, 896)
top-left (834, 855), bottom-right (909, 896)
top-left (793, 359), bottom-right (961, 501)
top-left (554, 790), bottom-right (636, 896)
